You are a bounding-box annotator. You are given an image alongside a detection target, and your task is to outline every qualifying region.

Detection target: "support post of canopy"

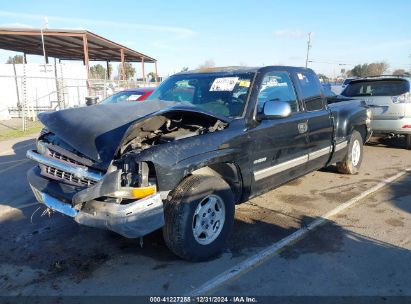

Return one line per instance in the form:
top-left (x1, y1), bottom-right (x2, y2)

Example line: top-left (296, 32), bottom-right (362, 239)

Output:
top-left (141, 56), bottom-right (145, 84)
top-left (120, 48), bottom-right (126, 81)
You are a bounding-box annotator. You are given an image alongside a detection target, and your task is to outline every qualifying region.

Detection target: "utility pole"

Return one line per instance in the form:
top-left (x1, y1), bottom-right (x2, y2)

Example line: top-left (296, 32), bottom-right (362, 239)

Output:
top-left (40, 17), bottom-right (48, 65)
top-left (305, 32), bottom-right (312, 68)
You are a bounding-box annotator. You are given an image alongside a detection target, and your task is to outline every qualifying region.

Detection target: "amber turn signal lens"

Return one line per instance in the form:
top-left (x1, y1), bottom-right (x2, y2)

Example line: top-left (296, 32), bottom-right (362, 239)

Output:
top-left (108, 185), bottom-right (156, 199)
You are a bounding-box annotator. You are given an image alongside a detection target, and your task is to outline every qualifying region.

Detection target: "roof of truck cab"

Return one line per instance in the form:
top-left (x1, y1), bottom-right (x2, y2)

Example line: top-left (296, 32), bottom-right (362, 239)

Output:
top-left (176, 66), bottom-right (310, 75)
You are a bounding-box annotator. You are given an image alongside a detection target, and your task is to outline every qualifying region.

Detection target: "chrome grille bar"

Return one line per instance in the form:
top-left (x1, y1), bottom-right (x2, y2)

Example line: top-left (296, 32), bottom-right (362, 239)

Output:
top-left (27, 150), bottom-right (103, 182)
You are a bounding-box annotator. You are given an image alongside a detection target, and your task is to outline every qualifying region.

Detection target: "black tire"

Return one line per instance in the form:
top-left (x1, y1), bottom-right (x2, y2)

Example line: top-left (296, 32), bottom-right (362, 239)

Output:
top-left (162, 174), bottom-right (235, 261)
top-left (336, 130), bottom-right (363, 174)
top-left (406, 134), bottom-right (411, 150)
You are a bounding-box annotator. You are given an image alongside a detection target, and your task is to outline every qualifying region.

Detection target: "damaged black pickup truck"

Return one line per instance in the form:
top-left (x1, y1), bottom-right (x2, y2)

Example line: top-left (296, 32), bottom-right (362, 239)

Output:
top-left (27, 66), bottom-right (371, 261)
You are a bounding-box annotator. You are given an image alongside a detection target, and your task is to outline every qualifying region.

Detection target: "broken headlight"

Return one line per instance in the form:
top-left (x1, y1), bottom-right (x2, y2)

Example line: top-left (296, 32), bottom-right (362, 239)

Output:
top-left (107, 185), bottom-right (157, 199)
top-left (109, 161), bottom-right (156, 200)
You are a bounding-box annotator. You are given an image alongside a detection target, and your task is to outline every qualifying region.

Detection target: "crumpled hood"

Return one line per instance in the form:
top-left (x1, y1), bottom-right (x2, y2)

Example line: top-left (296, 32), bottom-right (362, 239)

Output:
top-left (39, 100), bottom-right (180, 164)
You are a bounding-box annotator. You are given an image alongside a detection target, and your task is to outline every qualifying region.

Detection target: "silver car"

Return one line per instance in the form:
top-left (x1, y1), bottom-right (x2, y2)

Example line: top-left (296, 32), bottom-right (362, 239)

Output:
top-left (341, 75), bottom-right (411, 149)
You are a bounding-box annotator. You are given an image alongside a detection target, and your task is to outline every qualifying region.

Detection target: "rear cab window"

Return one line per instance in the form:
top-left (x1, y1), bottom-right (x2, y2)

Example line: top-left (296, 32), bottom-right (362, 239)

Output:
top-left (342, 79), bottom-right (410, 97)
top-left (296, 70), bottom-right (325, 111)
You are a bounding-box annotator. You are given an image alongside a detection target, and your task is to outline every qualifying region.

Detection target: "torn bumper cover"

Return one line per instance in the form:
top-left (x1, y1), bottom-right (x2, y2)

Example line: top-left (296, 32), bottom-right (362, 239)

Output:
top-left (27, 167), bottom-right (164, 238)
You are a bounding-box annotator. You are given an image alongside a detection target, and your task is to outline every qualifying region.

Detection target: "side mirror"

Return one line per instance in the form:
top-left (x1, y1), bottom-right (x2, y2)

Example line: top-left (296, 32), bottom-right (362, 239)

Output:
top-left (257, 100), bottom-right (292, 120)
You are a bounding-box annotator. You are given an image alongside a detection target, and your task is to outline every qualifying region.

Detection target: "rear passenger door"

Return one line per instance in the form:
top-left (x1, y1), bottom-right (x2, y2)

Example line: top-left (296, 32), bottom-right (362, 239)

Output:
top-left (293, 70), bottom-right (334, 171)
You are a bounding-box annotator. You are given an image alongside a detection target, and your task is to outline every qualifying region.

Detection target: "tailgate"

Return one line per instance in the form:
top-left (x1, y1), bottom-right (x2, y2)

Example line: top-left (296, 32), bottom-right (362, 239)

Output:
top-left (364, 96), bottom-right (405, 120)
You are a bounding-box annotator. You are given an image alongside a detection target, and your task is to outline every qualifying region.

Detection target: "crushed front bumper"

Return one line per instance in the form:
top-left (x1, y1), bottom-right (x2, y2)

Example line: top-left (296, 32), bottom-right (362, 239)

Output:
top-left (27, 167), bottom-right (164, 238)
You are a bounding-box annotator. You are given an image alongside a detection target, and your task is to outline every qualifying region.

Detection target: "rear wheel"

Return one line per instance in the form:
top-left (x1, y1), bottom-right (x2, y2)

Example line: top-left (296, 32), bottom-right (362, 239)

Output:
top-left (163, 175), bottom-right (235, 261)
top-left (337, 130), bottom-right (363, 174)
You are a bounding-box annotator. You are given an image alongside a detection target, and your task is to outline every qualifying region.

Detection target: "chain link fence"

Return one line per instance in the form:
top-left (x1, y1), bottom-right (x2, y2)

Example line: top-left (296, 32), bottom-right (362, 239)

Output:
top-left (0, 72), bottom-right (159, 130)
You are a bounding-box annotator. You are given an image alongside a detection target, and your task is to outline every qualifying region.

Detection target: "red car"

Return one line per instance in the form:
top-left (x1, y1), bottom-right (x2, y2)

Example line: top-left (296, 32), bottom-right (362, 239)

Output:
top-left (100, 88), bottom-right (154, 104)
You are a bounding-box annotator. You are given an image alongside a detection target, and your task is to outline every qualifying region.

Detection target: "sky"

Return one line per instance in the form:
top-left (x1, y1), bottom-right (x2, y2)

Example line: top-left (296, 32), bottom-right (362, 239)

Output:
top-left (0, 0), bottom-right (411, 78)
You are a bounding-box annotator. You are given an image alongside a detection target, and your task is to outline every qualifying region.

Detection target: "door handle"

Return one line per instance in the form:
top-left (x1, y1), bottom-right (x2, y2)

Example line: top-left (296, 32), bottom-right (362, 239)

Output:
top-left (298, 122), bottom-right (308, 134)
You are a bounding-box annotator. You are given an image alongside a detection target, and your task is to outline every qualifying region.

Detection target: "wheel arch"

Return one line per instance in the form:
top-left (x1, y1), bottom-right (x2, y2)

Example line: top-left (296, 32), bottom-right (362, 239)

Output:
top-left (352, 124), bottom-right (367, 142)
top-left (191, 162), bottom-right (243, 203)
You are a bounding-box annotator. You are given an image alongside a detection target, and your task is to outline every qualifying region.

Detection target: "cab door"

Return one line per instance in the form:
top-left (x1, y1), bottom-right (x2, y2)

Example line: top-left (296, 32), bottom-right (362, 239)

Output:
top-left (250, 70), bottom-right (310, 195)
top-left (292, 70), bottom-right (334, 171)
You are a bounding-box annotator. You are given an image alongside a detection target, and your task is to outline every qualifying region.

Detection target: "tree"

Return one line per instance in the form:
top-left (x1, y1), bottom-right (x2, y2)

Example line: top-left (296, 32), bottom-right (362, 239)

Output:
top-left (393, 69), bottom-right (405, 76)
top-left (368, 62), bottom-right (389, 76)
top-left (117, 62), bottom-right (136, 80)
top-left (317, 73), bottom-right (329, 82)
top-left (350, 62), bottom-right (389, 77)
top-left (198, 59), bottom-right (215, 70)
top-left (6, 55), bottom-right (24, 64)
top-left (350, 64), bottom-right (368, 77)
top-left (90, 64), bottom-right (112, 79)
top-left (147, 71), bottom-right (158, 82)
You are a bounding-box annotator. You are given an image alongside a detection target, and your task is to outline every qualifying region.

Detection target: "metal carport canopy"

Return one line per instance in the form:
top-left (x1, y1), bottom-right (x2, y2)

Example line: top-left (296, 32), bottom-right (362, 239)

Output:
top-left (0, 27), bottom-right (157, 80)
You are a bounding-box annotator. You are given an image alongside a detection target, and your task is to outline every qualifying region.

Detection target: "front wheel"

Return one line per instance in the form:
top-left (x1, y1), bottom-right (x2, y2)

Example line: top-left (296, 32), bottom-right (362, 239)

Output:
top-left (163, 175), bottom-right (235, 261)
top-left (336, 130), bottom-right (363, 174)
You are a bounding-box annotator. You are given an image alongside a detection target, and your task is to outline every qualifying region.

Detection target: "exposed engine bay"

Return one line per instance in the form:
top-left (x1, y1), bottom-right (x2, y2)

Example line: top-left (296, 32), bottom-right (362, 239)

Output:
top-left (118, 111), bottom-right (228, 156)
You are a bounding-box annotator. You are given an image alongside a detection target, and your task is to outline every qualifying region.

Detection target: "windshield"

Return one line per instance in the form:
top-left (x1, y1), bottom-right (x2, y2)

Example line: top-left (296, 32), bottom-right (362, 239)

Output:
top-left (147, 73), bottom-right (254, 118)
top-left (101, 91), bottom-right (144, 104)
top-left (342, 79), bottom-right (410, 97)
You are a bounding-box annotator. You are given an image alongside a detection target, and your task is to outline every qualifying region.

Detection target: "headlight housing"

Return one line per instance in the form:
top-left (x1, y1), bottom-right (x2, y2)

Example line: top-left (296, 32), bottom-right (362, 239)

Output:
top-left (108, 185), bottom-right (157, 199)
top-left (36, 139), bottom-right (47, 155)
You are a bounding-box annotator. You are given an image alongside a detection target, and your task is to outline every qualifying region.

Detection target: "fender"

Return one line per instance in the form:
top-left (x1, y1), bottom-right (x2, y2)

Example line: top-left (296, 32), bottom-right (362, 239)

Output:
top-left (152, 147), bottom-right (249, 194)
top-left (329, 100), bottom-right (369, 140)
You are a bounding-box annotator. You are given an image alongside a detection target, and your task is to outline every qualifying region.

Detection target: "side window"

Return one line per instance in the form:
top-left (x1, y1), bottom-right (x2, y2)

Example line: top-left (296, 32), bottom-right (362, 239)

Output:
top-left (257, 71), bottom-right (299, 113)
top-left (296, 71), bottom-right (324, 111)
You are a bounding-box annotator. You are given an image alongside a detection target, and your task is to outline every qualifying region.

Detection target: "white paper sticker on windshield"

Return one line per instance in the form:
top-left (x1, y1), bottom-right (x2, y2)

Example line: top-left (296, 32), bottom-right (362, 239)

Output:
top-left (210, 77), bottom-right (239, 91)
top-left (127, 94), bottom-right (142, 101)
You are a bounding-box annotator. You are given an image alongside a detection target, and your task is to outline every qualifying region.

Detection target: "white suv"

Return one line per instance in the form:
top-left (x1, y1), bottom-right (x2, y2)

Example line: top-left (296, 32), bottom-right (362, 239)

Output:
top-left (341, 75), bottom-right (411, 149)
top-left (341, 77), bottom-right (358, 90)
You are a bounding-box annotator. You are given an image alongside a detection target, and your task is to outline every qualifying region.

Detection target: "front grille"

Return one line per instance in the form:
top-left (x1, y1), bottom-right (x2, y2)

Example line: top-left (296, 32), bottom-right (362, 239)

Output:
top-left (39, 127), bottom-right (50, 137)
top-left (44, 165), bottom-right (96, 187)
top-left (49, 149), bottom-right (82, 166)
top-left (34, 138), bottom-right (103, 187)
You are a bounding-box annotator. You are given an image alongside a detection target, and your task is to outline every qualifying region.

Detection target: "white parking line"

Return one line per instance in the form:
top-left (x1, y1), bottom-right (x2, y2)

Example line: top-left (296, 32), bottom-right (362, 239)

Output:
top-left (0, 159), bottom-right (31, 174)
top-left (0, 159), bottom-right (28, 165)
top-left (0, 142), bottom-right (35, 156)
top-left (189, 168), bottom-right (411, 296)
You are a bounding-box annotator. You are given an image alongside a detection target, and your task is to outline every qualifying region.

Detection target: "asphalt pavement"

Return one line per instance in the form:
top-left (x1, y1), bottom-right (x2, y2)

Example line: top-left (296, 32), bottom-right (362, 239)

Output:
top-left (0, 135), bottom-right (410, 299)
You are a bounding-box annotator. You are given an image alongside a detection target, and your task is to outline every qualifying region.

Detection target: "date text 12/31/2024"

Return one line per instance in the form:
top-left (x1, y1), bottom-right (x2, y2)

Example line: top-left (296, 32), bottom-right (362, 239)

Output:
top-left (149, 296), bottom-right (258, 303)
